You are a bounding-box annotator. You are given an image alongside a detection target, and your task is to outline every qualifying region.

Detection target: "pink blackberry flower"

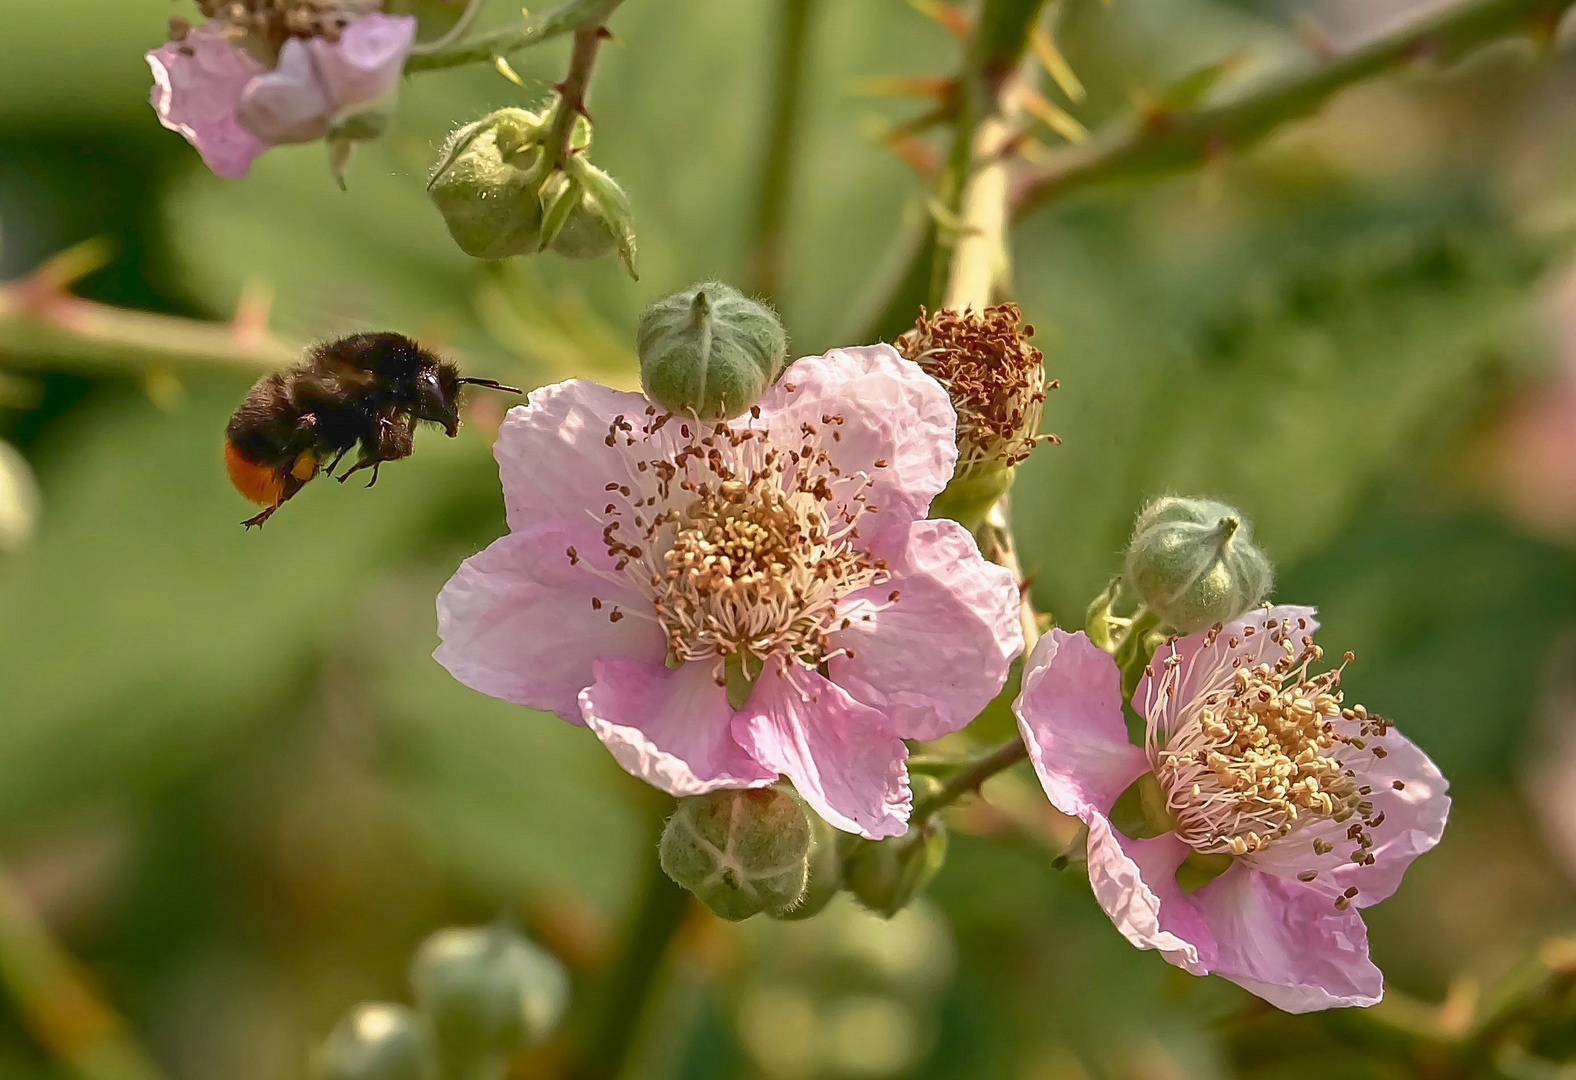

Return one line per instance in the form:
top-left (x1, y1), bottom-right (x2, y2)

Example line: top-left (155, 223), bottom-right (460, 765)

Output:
top-left (147, 5), bottom-right (416, 177)
top-left (1014, 607), bottom-right (1449, 1012)
top-left (435, 345), bottom-right (1024, 839)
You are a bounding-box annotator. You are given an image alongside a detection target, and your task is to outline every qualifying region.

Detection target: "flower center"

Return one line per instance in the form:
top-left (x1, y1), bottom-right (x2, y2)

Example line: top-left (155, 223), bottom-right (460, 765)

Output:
top-left (1147, 619), bottom-right (1391, 906)
top-left (178, 0), bottom-right (382, 50)
top-left (582, 408), bottom-right (890, 683)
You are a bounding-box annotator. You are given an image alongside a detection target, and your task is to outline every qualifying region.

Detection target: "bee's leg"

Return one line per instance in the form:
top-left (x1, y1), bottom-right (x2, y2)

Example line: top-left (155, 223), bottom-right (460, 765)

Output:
top-left (240, 505), bottom-right (279, 529)
top-left (323, 444), bottom-right (353, 476)
top-left (363, 461), bottom-right (382, 488)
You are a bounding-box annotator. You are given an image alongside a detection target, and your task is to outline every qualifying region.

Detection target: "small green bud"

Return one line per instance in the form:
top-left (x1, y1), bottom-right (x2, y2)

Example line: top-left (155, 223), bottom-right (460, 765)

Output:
top-left (638, 282), bottom-right (788, 420)
top-left (0, 441), bottom-right (39, 553)
top-left (409, 922), bottom-right (569, 1070)
top-left (560, 156), bottom-right (638, 278)
top-left (771, 805), bottom-right (849, 921)
top-left (1124, 496), bottom-right (1273, 633)
top-left (660, 787), bottom-right (812, 920)
top-left (427, 108), bottom-right (550, 260)
top-left (313, 1003), bottom-right (426, 1080)
top-left (844, 819), bottom-right (948, 919)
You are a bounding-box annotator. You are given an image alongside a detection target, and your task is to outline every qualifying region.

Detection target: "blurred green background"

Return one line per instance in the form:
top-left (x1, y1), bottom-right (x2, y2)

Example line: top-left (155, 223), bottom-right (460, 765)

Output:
top-left (4, 0), bottom-right (1576, 1076)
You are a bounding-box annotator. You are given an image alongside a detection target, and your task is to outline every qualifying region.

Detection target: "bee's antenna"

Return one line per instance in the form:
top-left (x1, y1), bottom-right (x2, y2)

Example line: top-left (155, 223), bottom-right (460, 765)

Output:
top-left (458, 377), bottom-right (524, 394)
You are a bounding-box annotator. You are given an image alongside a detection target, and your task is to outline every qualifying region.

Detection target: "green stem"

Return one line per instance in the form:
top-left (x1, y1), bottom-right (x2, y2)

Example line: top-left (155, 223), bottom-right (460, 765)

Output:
top-left (568, 813), bottom-right (692, 1080)
top-left (404, 0), bottom-right (625, 73)
top-left (1010, 0), bottom-right (1575, 217)
top-left (407, 0), bottom-right (489, 57)
top-left (911, 736), bottom-right (1030, 826)
top-left (0, 865), bottom-right (171, 1080)
top-left (741, 0), bottom-right (821, 302)
top-left (544, 26), bottom-right (609, 169)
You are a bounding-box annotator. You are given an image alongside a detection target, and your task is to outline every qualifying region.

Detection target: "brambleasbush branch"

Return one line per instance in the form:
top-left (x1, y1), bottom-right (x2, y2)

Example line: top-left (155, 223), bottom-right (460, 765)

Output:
top-left (403, 0), bottom-right (626, 72)
top-left (1010, 0), bottom-right (1576, 217)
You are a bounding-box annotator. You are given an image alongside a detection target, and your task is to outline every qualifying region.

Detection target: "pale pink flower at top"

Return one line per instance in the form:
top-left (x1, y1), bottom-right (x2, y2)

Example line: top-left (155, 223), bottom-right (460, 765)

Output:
top-left (147, 10), bottom-right (416, 177)
top-left (435, 345), bottom-right (1024, 839)
top-left (1014, 607), bottom-right (1450, 1012)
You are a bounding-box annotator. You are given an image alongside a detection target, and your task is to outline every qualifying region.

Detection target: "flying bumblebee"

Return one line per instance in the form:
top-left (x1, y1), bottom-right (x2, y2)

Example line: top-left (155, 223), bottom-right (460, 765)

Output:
top-left (225, 332), bottom-right (520, 528)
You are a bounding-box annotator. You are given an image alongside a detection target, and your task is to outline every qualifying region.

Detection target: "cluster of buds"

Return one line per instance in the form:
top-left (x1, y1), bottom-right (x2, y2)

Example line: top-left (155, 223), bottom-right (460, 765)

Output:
top-left (147, 1), bottom-right (419, 181)
top-left (313, 922), bottom-right (568, 1080)
top-left (897, 303), bottom-right (1056, 528)
top-left (427, 104), bottom-right (638, 277)
top-left (660, 782), bottom-right (948, 922)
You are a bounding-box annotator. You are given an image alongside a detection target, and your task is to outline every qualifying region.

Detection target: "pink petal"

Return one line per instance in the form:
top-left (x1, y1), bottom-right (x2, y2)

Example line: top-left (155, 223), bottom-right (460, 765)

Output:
top-left (308, 13), bottom-right (417, 113)
top-left (236, 38), bottom-right (333, 145)
top-left (755, 345), bottom-right (957, 536)
top-left (1016, 629), bottom-right (1149, 816)
top-left (1190, 867), bottom-right (1383, 1012)
top-left (830, 518), bottom-right (1022, 741)
top-left (493, 382), bottom-right (663, 534)
top-left (145, 24), bottom-right (267, 178)
top-left (579, 657), bottom-right (777, 795)
top-left (1087, 822), bottom-right (1212, 972)
top-left (1135, 605), bottom-right (1320, 744)
top-left (435, 519), bottom-right (664, 722)
top-left (733, 664), bottom-right (911, 839)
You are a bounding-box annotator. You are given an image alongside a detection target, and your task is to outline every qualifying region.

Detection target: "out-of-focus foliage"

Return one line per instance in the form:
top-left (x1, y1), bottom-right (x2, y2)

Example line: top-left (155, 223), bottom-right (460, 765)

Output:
top-left (2, 0), bottom-right (1576, 1078)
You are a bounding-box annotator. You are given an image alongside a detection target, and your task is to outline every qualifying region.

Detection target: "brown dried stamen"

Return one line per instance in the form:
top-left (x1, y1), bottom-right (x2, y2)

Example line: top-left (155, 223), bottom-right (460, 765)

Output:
top-left (184, 0), bottom-right (383, 50)
top-left (896, 303), bottom-right (1057, 472)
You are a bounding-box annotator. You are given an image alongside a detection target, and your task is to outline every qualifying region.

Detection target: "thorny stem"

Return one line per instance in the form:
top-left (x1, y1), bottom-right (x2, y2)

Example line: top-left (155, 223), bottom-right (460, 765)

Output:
top-left (403, 0), bottom-right (625, 73)
top-left (0, 865), bottom-right (171, 1080)
top-left (742, 0), bottom-right (821, 302)
top-left (1010, 0), bottom-right (1576, 216)
top-left (0, 243), bottom-right (295, 377)
top-left (545, 26), bottom-right (611, 170)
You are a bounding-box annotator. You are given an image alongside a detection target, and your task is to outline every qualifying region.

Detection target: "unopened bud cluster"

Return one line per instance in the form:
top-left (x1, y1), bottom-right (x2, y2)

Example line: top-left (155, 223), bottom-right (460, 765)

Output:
top-left (1124, 495), bottom-right (1273, 633)
top-left (428, 104), bottom-right (637, 277)
top-left (637, 282), bottom-right (789, 420)
top-left (313, 922), bottom-right (568, 1080)
top-left (660, 781), bottom-right (948, 922)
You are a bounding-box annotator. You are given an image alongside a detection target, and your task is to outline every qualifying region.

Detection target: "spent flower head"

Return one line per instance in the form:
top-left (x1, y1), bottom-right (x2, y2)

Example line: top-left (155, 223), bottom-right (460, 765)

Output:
top-left (435, 345), bottom-right (1024, 839)
top-left (896, 303), bottom-right (1055, 476)
top-left (1014, 606), bottom-right (1449, 1012)
top-left (147, 1), bottom-right (416, 178)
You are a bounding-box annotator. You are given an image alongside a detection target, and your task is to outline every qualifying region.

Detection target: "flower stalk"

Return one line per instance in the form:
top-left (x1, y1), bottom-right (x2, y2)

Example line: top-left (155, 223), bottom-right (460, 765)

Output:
top-left (404, 0), bottom-right (626, 72)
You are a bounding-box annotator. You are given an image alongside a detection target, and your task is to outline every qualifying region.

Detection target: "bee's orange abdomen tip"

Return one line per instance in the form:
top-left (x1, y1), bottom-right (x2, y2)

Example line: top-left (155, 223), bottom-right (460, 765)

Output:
top-left (225, 439), bottom-right (284, 507)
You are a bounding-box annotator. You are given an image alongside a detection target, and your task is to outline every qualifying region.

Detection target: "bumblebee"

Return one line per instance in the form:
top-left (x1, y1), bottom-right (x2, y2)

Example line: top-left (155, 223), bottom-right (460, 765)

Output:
top-left (224, 332), bottom-right (520, 528)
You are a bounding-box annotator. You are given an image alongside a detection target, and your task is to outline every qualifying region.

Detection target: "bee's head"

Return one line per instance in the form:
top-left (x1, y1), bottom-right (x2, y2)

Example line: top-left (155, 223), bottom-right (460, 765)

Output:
top-left (416, 362), bottom-right (463, 436)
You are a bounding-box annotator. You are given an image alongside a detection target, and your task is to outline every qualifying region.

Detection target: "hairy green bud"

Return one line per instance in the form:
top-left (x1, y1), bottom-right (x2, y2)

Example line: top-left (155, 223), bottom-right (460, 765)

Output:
top-left (771, 804), bottom-right (848, 921)
top-left (409, 922), bottom-right (568, 1070)
top-left (1124, 496), bottom-right (1273, 633)
top-left (313, 1003), bottom-right (426, 1080)
top-left (659, 787), bottom-right (812, 920)
top-left (638, 282), bottom-right (789, 420)
top-left (557, 156), bottom-right (638, 277)
top-left (844, 819), bottom-right (948, 919)
top-left (427, 108), bottom-right (549, 260)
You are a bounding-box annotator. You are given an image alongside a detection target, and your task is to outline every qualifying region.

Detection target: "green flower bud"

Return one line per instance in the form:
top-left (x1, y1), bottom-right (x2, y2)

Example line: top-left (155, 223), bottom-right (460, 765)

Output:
top-left (409, 922), bottom-right (569, 1070)
top-left (559, 156), bottom-right (638, 278)
top-left (313, 1003), bottom-right (426, 1080)
top-left (1124, 496), bottom-right (1273, 634)
top-left (771, 805), bottom-right (849, 921)
top-left (659, 787), bottom-right (812, 920)
top-left (843, 819), bottom-right (948, 919)
top-left (638, 282), bottom-right (789, 420)
top-left (427, 108), bottom-right (549, 260)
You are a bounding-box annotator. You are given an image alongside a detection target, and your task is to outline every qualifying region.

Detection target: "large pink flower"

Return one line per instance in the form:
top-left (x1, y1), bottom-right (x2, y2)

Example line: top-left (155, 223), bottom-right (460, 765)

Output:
top-left (146, 13), bottom-right (416, 177)
top-left (436, 345), bottom-right (1024, 839)
top-left (1014, 607), bottom-right (1449, 1012)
